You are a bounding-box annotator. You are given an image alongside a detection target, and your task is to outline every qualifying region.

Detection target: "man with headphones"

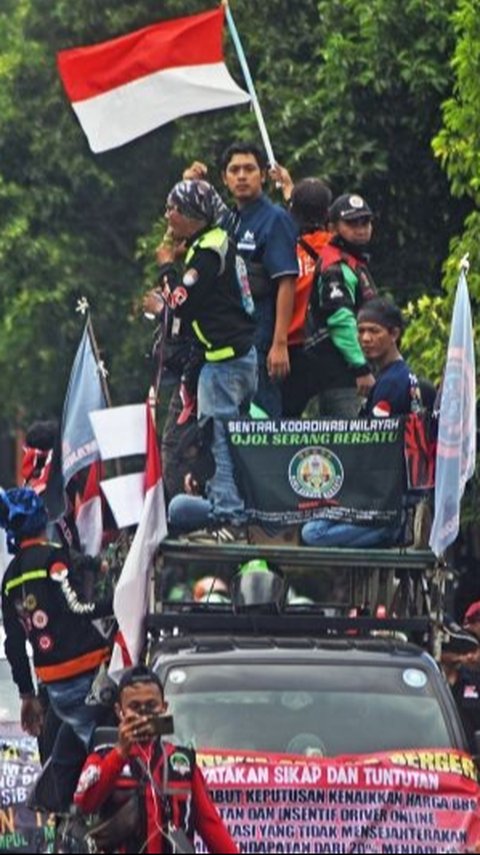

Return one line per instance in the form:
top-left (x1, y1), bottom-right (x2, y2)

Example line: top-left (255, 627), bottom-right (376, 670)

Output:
top-left (74, 665), bottom-right (237, 854)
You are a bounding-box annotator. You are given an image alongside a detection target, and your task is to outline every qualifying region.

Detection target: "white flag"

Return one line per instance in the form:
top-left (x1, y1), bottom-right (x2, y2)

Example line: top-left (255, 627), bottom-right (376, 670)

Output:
top-left (429, 269), bottom-right (476, 557)
top-left (109, 405), bottom-right (167, 671)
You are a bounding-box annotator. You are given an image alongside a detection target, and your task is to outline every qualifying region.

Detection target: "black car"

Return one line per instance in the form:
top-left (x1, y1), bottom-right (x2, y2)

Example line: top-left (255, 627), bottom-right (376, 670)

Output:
top-left (150, 542), bottom-right (469, 757)
top-left (149, 625), bottom-right (468, 757)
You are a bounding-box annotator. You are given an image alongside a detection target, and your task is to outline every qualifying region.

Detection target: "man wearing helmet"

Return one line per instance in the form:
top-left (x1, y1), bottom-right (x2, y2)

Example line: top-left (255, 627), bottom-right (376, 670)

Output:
top-left (0, 487), bottom-right (113, 808)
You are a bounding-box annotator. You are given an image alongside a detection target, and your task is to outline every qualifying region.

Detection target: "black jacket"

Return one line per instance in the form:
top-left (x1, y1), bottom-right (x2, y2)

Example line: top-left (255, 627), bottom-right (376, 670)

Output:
top-left (156, 226), bottom-right (255, 362)
top-left (1, 539), bottom-right (112, 695)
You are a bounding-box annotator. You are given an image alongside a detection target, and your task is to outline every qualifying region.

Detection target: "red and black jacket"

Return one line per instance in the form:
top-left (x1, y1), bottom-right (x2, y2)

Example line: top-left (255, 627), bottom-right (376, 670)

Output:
top-left (74, 739), bottom-right (238, 854)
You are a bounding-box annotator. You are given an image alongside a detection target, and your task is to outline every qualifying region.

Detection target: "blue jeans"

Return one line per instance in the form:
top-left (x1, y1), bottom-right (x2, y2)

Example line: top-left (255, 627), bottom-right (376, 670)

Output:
top-left (169, 494), bottom-right (212, 532)
top-left (197, 347), bottom-right (257, 525)
top-left (46, 670), bottom-right (101, 752)
top-left (301, 519), bottom-right (401, 548)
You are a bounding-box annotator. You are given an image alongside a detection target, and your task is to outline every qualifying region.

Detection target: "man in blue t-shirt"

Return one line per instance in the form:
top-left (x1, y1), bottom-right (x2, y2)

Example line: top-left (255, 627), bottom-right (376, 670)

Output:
top-left (357, 298), bottom-right (424, 418)
top-left (302, 298), bottom-right (432, 547)
top-left (184, 144), bottom-right (298, 417)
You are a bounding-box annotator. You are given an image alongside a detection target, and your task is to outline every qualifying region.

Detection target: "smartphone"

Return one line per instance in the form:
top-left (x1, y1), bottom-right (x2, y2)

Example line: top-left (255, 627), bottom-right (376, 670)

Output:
top-left (147, 713), bottom-right (175, 737)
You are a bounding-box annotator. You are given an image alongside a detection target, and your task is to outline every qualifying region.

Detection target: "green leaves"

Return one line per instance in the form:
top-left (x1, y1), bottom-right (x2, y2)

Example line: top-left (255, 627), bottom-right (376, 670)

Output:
top-left (0, 0), bottom-right (476, 428)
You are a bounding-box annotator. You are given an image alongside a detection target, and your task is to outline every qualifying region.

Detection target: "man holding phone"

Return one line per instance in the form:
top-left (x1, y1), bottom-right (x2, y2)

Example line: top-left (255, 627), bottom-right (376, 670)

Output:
top-left (74, 665), bottom-right (237, 854)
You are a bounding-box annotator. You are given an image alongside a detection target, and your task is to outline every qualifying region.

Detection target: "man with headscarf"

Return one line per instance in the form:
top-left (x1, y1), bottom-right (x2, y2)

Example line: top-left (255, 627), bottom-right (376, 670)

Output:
top-left (143, 180), bottom-right (257, 543)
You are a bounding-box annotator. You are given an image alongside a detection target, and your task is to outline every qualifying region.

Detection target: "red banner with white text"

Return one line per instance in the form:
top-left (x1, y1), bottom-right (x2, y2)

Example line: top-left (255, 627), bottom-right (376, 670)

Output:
top-left (196, 748), bottom-right (480, 854)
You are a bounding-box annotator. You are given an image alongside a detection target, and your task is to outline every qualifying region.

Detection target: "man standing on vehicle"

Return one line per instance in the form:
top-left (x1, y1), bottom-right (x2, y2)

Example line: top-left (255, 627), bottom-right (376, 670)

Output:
top-left (185, 143), bottom-right (299, 417)
top-left (143, 179), bottom-right (256, 542)
top-left (74, 665), bottom-right (238, 854)
top-left (304, 193), bottom-right (377, 417)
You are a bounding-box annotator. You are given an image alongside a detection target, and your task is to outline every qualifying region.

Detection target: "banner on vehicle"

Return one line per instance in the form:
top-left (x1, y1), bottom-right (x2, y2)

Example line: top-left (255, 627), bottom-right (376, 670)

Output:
top-left (0, 737), bottom-right (53, 853)
top-left (227, 417), bottom-right (405, 525)
top-left (197, 748), bottom-right (480, 854)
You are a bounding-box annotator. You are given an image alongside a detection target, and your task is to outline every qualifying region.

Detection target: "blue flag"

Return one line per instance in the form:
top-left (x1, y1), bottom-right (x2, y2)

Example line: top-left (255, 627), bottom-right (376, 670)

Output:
top-left (45, 322), bottom-right (107, 521)
top-left (429, 270), bottom-right (476, 557)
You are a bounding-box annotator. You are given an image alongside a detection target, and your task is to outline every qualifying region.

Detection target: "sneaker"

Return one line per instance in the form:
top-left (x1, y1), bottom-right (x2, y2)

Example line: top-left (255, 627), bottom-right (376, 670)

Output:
top-left (182, 525), bottom-right (248, 544)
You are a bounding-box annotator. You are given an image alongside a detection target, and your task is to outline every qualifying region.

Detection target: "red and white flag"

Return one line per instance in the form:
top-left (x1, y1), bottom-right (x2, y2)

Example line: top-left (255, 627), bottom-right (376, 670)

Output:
top-left (109, 405), bottom-right (167, 671)
top-left (57, 8), bottom-right (250, 153)
top-left (75, 461), bottom-right (104, 556)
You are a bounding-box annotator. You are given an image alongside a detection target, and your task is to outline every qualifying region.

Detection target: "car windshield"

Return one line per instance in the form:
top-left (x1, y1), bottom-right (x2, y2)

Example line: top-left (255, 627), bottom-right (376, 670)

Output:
top-left (164, 661), bottom-right (452, 756)
top-left (0, 659), bottom-right (21, 724)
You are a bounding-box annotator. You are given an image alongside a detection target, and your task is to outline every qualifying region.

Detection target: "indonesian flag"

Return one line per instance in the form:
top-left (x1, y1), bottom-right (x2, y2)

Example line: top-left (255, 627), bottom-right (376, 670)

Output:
top-left (57, 8), bottom-right (250, 153)
top-left (75, 461), bottom-right (104, 556)
top-left (109, 405), bottom-right (167, 671)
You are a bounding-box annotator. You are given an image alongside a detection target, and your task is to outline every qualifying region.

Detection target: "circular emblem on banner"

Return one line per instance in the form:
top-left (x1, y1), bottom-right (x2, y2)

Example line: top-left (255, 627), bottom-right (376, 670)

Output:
top-left (38, 634), bottom-right (54, 652)
top-left (440, 352), bottom-right (475, 451)
top-left (288, 447), bottom-right (344, 500)
top-left (32, 610), bottom-right (49, 630)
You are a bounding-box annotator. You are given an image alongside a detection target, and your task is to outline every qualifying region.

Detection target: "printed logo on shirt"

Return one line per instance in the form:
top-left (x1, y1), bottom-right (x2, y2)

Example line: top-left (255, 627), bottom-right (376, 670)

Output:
top-left (182, 268), bottom-right (199, 288)
top-left (50, 563), bottom-right (69, 583)
top-left (237, 229), bottom-right (256, 251)
top-left (170, 751), bottom-right (192, 777)
top-left (76, 764), bottom-right (101, 795)
top-left (235, 255), bottom-right (255, 316)
top-left (463, 685), bottom-right (479, 700)
top-left (288, 447), bottom-right (344, 500)
top-left (329, 281), bottom-right (343, 301)
top-left (372, 400), bottom-right (392, 418)
top-left (158, 277), bottom-right (188, 310)
top-left (32, 610), bottom-right (49, 630)
top-left (38, 634), bottom-right (54, 652)
top-left (171, 286), bottom-right (188, 307)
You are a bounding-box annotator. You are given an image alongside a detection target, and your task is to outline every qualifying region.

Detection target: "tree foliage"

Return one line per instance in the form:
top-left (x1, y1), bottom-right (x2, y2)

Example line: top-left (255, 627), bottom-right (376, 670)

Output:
top-left (403, 0), bottom-right (480, 382)
top-left (0, 0), bottom-right (473, 428)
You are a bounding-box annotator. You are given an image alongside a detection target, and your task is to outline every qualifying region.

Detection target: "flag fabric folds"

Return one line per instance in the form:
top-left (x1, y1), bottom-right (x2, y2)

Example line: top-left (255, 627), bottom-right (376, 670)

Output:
top-left (429, 269), bottom-right (477, 558)
top-left (75, 461), bottom-right (104, 556)
top-left (45, 322), bottom-right (107, 522)
top-left (109, 404), bottom-right (167, 671)
top-left (57, 8), bottom-right (250, 153)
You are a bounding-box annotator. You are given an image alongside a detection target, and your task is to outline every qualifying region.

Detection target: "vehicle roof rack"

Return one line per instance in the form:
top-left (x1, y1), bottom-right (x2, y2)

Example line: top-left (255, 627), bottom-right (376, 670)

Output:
top-left (147, 609), bottom-right (431, 641)
top-left (154, 540), bottom-right (447, 657)
top-left (159, 539), bottom-right (437, 571)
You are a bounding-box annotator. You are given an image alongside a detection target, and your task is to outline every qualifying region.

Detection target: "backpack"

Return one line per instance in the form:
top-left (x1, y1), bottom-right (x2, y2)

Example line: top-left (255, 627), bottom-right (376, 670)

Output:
top-left (299, 238), bottom-right (376, 350)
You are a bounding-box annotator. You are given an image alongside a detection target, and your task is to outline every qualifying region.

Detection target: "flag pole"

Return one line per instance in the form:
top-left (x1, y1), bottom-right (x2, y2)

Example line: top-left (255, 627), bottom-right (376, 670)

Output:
top-left (76, 298), bottom-right (123, 482)
top-left (86, 315), bottom-right (113, 408)
top-left (222, 0), bottom-right (276, 167)
top-left (76, 297), bottom-right (113, 407)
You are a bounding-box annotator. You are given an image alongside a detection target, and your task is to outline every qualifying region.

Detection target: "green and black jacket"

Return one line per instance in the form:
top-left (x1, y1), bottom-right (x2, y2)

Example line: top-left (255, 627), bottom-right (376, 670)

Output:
top-left (156, 226), bottom-right (255, 363)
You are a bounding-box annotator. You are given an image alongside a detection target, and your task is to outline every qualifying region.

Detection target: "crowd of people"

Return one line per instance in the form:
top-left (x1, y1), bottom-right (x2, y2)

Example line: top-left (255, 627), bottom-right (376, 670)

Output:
top-left (0, 141), bottom-right (469, 855)
top-left (143, 141), bottom-right (434, 547)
